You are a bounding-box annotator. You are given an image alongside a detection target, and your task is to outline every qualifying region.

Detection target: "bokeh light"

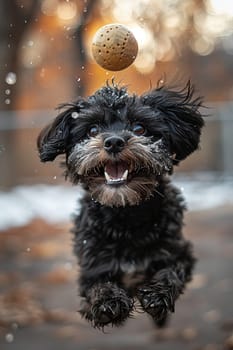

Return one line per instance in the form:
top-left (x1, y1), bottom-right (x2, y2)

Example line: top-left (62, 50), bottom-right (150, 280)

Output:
top-left (56, 1), bottom-right (78, 21)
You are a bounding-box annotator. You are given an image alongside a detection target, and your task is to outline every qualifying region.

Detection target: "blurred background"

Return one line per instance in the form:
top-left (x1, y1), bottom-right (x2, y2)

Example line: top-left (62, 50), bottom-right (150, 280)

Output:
top-left (0, 1), bottom-right (233, 349)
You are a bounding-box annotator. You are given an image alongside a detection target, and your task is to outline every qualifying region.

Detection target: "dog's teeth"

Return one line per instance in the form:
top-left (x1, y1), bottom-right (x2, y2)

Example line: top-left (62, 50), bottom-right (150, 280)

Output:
top-left (104, 171), bottom-right (111, 182)
top-left (122, 169), bottom-right (128, 181)
top-left (104, 168), bottom-right (128, 184)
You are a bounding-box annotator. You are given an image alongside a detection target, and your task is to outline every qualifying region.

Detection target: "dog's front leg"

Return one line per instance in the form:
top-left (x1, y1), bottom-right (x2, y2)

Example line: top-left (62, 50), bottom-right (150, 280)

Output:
top-left (79, 280), bottom-right (134, 328)
top-left (136, 262), bottom-right (190, 325)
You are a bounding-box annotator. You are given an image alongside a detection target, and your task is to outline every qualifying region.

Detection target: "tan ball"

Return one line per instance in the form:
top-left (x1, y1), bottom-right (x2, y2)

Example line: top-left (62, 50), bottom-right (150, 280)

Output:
top-left (92, 24), bottom-right (138, 71)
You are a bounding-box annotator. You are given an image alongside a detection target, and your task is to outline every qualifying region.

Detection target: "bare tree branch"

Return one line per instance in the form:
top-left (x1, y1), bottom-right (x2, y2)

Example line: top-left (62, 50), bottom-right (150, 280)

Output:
top-left (73, 0), bottom-right (99, 95)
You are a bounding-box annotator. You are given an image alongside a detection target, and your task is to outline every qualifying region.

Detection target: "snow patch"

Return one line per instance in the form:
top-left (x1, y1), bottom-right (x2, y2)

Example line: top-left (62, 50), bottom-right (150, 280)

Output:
top-left (0, 185), bottom-right (83, 231)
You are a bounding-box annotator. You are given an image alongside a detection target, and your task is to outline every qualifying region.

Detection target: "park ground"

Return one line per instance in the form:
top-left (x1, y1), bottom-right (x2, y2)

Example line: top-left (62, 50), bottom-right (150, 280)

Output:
top-left (0, 205), bottom-right (233, 350)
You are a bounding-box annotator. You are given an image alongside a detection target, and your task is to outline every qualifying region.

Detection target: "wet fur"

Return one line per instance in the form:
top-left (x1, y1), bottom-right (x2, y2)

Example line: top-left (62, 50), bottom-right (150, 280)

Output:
top-left (37, 81), bottom-right (204, 328)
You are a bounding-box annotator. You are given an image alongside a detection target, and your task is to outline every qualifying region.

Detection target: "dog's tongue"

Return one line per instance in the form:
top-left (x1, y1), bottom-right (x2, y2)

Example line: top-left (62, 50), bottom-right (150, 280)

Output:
top-left (104, 161), bottom-right (128, 184)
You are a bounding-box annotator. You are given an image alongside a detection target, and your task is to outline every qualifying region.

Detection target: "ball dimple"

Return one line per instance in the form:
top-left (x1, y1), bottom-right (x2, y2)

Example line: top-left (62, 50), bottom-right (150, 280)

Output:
top-left (92, 23), bottom-right (138, 71)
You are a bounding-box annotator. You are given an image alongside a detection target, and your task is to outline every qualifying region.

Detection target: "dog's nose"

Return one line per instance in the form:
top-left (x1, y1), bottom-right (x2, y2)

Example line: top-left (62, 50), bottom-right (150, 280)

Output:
top-left (104, 136), bottom-right (125, 154)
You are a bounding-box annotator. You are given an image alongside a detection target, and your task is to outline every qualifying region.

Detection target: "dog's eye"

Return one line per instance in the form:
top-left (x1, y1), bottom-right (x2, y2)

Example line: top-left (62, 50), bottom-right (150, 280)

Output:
top-left (88, 125), bottom-right (99, 137)
top-left (132, 123), bottom-right (145, 136)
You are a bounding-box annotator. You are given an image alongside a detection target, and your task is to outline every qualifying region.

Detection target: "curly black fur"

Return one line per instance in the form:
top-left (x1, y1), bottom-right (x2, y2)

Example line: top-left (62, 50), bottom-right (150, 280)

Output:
top-left (37, 81), bottom-right (204, 329)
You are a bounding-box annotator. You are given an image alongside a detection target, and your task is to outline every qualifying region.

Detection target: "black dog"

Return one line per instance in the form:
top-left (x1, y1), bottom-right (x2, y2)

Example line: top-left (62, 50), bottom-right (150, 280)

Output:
top-left (37, 81), bottom-right (204, 328)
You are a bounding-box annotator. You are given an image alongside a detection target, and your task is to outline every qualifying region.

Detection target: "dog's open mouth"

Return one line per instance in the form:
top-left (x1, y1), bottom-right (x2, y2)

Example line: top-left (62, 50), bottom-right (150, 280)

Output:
top-left (84, 160), bottom-right (156, 186)
top-left (104, 161), bottom-right (128, 186)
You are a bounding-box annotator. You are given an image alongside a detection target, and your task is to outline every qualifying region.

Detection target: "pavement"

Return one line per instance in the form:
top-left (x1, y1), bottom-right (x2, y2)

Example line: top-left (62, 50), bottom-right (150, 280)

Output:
top-left (0, 205), bottom-right (233, 350)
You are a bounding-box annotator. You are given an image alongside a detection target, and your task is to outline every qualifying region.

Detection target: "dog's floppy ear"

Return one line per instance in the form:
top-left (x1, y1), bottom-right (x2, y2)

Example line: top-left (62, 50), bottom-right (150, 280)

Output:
top-left (141, 81), bottom-right (204, 164)
top-left (37, 100), bottom-right (85, 162)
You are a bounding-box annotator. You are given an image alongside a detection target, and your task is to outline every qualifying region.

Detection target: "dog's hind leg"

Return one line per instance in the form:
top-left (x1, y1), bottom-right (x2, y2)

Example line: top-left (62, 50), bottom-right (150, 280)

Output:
top-left (79, 281), bottom-right (134, 328)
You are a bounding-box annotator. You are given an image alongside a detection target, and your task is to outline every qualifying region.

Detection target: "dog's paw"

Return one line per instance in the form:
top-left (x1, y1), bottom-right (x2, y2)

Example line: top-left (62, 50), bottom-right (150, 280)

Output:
top-left (91, 296), bottom-right (133, 328)
top-left (79, 283), bottom-right (134, 328)
top-left (137, 286), bottom-right (174, 322)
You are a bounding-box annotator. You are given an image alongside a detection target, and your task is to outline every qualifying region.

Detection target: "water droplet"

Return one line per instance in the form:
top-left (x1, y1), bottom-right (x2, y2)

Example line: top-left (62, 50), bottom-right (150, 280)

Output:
top-left (5, 72), bottom-right (17, 85)
top-left (40, 68), bottom-right (46, 78)
top-left (5, 89), bottom-right (11, 95)
top-left (5, 99), bottom-right (11, 105)
top-left (83, 7), bottom-right (87, 13)
top-left (26, 247), bottom-right (31, 253)
top-left (53, 176), bottom-right (57, 180)
top-left (77, 77), bottom-right (81, 82)
top-left (64, 262), bottom-right (72, 270)
top-left (81, 66), bottom-right (85, 70)
top-left (0, 145), bottom-right (6, 153)
top-left (28, 40), bottom-right (34, 47)
top-left (83, 240), bottom-right (87, 245)
top-left (11, 322), bottom-right (18, 330)
top-left (71, 112), bottom-right (79, 119)
top-left (24, 20), bottom-right (28, 24)
top-left (5, 333), bottom-right (14, 343)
